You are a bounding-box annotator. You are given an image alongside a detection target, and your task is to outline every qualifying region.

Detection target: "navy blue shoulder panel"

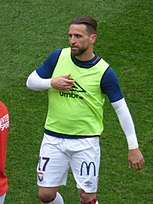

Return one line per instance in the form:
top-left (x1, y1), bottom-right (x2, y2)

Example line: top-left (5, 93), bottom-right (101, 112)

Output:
top-left (101, 67), bottom-right (124, 102)
top-left (36, 48), bottom-right (62, 78)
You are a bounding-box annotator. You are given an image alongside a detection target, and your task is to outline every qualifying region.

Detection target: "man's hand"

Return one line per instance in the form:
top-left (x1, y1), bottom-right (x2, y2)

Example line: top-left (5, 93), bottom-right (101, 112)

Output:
top-left (128, 148), bottom-right (144, 171)
top-left (51, 74), bottom-right (75, 91)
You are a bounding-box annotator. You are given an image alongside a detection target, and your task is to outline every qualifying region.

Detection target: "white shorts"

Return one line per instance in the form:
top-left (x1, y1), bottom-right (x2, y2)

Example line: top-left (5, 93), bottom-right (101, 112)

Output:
top-left (37, 134), bottom-right (100, 193)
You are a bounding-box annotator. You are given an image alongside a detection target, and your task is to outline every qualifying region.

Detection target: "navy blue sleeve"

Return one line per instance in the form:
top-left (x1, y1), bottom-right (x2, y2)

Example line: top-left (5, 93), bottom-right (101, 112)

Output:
top-left (101, 67), bottom-right (124, 102)
top-left (36, 48), bottom-right (62, 78)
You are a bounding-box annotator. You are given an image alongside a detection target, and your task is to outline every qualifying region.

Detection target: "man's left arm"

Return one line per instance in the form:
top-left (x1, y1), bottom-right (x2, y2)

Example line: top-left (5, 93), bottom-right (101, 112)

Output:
top-left (111, 98), bottom-right (145, 171)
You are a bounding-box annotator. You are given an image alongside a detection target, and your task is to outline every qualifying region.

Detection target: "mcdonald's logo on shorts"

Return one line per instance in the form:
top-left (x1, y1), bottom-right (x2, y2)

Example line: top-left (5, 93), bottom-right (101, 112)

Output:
top-left (80, 161), bottom-right (96, 176)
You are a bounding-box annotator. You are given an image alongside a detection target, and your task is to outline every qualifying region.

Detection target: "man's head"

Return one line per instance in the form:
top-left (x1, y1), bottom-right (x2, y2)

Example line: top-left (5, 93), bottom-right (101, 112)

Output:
top-left (68, 16), bottom-right (97, 59)
top-left (70, 16), bottom-right (97, 35)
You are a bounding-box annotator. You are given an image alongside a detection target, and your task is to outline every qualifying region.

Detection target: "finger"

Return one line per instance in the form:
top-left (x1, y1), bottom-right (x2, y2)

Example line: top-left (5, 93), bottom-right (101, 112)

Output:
top-left (62, 74), bottom-right (71, 79)
top-left (61, 85), bottom-right (72, 91)
top-left (133, 163), bottom-right (138, 171)
top-left (141, 157), bottom-right (145, 164)
top-left (140, 158), bottom-right (144, 166)
top-left (134, 161), bottom-right (144, 171)
top-left (64, 79), bottom-right (75, 84)
top-left (128, 160), bottom-right (132, 168)
top-left (136, 163), bottom-right (142, 171)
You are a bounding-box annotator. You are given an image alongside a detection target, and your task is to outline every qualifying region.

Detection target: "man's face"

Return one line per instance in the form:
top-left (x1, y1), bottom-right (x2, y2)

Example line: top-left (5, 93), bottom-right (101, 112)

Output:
top-left (68, 24), bottom-right (95, 57)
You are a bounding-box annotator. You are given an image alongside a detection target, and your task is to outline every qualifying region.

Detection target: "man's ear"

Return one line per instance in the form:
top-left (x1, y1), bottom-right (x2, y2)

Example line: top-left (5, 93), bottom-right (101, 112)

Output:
top-left (90, 34), bottom-right (97, 43)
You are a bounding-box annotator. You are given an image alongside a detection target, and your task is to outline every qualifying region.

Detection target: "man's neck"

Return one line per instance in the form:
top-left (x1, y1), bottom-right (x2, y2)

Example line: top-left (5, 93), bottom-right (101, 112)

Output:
top-left (75, 51), bottom-right (95, 61)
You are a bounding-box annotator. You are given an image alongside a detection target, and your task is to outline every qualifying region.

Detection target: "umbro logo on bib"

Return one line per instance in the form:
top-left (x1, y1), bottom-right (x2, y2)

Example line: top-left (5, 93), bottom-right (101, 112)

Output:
top-left (70, 81), bottom-right (86, 93)
top-left (60, 81), bottom-right (86, 99)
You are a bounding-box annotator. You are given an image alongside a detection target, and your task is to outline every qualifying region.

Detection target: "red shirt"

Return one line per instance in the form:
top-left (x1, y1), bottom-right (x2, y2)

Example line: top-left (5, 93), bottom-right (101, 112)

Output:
top-left (0, 101), bottom-right (9, 196)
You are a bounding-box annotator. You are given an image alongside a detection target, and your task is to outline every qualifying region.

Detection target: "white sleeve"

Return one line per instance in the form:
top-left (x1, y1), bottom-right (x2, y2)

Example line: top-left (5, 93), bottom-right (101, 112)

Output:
top-left (111, 98), bottom-right (139, 150)
top-left (26, 70), bottom-right (52, 91)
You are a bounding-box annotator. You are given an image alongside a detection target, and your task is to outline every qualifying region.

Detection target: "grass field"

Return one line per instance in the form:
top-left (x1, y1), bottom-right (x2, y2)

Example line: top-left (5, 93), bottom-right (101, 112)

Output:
top-left (0, 0), bottom-right (153, 203)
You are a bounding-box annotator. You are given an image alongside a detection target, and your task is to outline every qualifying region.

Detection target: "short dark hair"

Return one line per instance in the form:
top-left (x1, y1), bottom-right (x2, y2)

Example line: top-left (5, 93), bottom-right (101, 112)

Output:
top-left (70, 16), bottom-right (97, 34)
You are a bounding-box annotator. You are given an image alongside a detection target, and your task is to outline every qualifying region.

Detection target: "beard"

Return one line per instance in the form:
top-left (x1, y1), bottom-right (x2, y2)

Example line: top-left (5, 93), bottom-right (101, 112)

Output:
top-left (71, 46), bottom-right (87, 56)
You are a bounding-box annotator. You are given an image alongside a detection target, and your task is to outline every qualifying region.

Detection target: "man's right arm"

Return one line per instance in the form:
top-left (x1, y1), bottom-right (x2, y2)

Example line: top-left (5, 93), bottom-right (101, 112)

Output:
top-left (26, 49), bottom-right (62, 91)
top-left (26, 70), bottom-right (52, 91)
top-left (26, 71), bottom-right (75, 91)
top-left (26, 48), bottom-right (75, 91)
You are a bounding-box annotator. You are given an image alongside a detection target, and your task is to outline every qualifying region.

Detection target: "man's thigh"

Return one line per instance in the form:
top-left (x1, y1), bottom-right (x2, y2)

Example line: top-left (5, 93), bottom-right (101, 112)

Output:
top-left (37, 135), bottom-right (70, 187)
top-left (69, 137), bottom-right (100, 193)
